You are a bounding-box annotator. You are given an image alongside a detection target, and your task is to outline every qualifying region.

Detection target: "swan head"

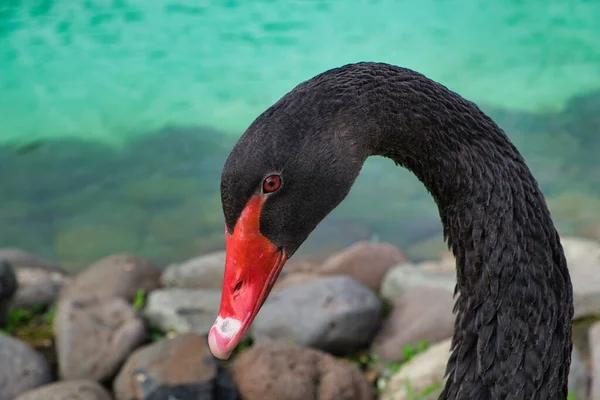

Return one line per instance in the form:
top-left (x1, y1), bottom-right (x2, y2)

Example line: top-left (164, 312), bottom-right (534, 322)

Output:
top-left (208, 98), bottom-right (368, 360)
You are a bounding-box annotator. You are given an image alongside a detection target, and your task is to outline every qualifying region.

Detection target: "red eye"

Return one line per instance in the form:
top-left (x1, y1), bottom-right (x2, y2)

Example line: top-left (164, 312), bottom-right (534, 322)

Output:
top-left (262, 175), bottom-right (282, 193)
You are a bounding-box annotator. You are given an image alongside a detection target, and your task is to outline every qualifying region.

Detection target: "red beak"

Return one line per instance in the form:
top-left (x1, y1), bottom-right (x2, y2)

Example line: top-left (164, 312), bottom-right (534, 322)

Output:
top-left (208, 194), bottom-right (288, 360)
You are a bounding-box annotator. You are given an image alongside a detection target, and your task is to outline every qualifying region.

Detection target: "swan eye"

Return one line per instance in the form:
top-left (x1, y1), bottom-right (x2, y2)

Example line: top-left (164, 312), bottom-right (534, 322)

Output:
top-left (262, 175), bottom-right (282, 194)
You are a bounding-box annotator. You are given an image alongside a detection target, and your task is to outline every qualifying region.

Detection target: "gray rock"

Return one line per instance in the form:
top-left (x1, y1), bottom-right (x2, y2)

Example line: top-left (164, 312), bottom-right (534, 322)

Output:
top-left (161, 251), bottom-right (226, 290)
top-left (590, 321), bottom-right (600, 400)
top-left (253, 276), bottom-right (382, 354)
top-left (13, 266), bottom-right (69, 310)
top-left (0, 249), bottom-right (59, 272)
top-left (0, 261), bottom-right (18, 326)
top-left (54, 295), bottom-right (147, 380)
top-left (14, 380), bottom-right (112, 400)
top-left (560, 236), bottom-right (600, 319)
top-left (380, 264), bottom-right (455, 303)
top-left (0, 332), bottom-right (51, 400)
top-left (113, 333), bottom-right (239, 400)
top-left (0, 249), bottom-right (68, 309)
top-left (569, 345), bottom-right (590, 400)
top-left (144, 288), bottom-right (221, 334)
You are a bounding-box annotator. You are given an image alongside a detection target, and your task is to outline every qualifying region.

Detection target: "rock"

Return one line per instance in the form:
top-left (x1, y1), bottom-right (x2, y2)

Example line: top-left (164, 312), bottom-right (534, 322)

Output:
top-left (569, 345), bottom-right (590, 400)
top-left (113, 333), bottom-right (238, 400)
top-left (371, 287), bottom-right (455, 361)
top-left (380, 338), bottom-right (451, 400)
top-left (144, 288), bottom-right (221, 335)
top-left (271, 272), bottom-right (322, 294)
top-left (161, 251), bottom-right (226, 290)
top-left (62, 254), bottom-right (161, 302)
top-left (380, 337), bottom-right (589, 400)
top-left (0, 248), bottom-right (69, 310)
top-left (13, 266), bottom-right (69, 310)
top-left (560, 236), bottom-right (600, 319)
top-left (405, 235), bottom-right (448, 262)
top-left (0, 332), bottom-right (51, 400)
top-left (318, 241), bottom-right (407, 292)
top-left (253, 276), bottom-right (382, 355)
top-left (14, 380), bottom-right (112, 400)
top-left (0, 249), bottom-right (59, 271)
top-left (0, 261), bottom-right (18, 326)
top-left (54, 295), bottom-right (147, 380)
top-left (284, 260), bottom-right (321, 274)
top-left (233, 344), bottom-right (375, 400)
top-left (380, 264), bottom-right (455, 303)
top-left (418, 251), bottom-right (456, 274)
top-left (590, 321), bottom-right (600, 400)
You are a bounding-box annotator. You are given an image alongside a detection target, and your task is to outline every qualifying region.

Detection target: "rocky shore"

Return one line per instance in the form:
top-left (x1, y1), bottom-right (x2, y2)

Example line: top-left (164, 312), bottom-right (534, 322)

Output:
top-left (0, 236), bottom-right (599, 400)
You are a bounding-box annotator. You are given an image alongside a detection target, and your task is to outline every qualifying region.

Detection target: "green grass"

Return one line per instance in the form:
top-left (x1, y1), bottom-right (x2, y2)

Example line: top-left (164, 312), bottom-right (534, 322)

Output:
top-left (132, 289), bottom-right (147, 311)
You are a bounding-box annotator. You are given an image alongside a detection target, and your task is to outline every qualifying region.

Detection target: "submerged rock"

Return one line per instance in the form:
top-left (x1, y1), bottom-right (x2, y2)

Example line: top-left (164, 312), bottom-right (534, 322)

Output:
top-left (113, 332), bottom-right (238, 400)
top-left (233, 344), bottom-right (374, 400)
top-left (0, 332), bottom-right (52, 400)
top-left (253, 276), bottom-right (382, 355)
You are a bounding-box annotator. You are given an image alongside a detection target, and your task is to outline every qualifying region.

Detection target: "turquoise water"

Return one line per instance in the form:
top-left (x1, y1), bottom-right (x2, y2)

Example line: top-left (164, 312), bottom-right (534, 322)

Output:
top-left (1, 0), bottom-right (599, 269)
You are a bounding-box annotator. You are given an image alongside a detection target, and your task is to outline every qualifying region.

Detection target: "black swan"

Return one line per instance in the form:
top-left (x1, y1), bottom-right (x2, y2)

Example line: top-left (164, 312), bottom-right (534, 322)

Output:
top-left (208, 62), bottom-right (573, 399)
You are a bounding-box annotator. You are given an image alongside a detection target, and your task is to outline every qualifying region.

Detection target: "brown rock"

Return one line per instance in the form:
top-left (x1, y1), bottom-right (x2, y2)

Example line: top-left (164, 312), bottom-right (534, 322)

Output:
top-left (318, 241), bottom-right (407, 292)
top-left (371, 286), bottom-right (455, 362)
top-left (113, 333), bottom-right (237, 400)
top-left (233, 344), bottom-right (375, 400)
top-left (62, 254), bottom-right (161, 302)
top-left (14, 380), bottom-right (112, 400)
top-left (54, 295), bottom-right (147, 380)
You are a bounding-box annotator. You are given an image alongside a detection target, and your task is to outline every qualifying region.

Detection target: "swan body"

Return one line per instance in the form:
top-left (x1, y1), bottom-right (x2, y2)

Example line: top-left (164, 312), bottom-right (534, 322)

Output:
top-left (208, 62), bottom-right (573, 400)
